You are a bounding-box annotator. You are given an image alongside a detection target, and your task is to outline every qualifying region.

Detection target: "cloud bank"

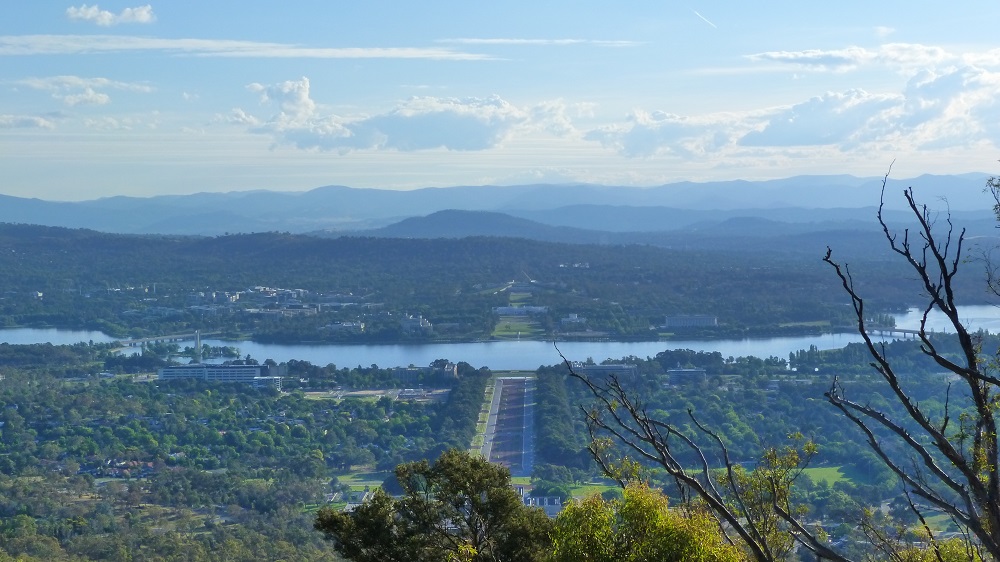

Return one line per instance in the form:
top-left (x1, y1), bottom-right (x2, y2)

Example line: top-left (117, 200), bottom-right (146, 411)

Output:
top-left (590, 42), bottom-right (1000, 160)
top-left (243, 77), bottom-right (539, 152)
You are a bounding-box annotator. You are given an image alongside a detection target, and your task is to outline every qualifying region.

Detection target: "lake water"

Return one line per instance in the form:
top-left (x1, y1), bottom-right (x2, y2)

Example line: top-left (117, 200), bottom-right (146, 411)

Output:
top-left (893, 305), bottom-right (1000, 333)
top-left (3, 305), bottom-right (999, 370)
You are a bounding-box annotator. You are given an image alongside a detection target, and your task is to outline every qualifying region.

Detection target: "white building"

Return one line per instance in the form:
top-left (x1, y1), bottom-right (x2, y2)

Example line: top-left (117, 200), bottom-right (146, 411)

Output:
top-left (157, 363), bottom-right (284, 390)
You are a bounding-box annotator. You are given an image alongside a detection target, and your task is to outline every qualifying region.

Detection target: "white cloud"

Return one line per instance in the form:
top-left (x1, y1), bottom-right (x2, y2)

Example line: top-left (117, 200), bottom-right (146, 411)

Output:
top-left (0, 114), bottom-right (56, 129)
top-left (740, 89), bottom-right (900, 147)
top-left (877, 43), bottom-right (952, 71)
top-left (528, 99), bottom-right (590, 136)
top-left (243, 77), bottom-right (529, 152)
top-left (964, 48), bottom-right (1000, 68)
top-left (437, 38), bottom-right (640, 48)
top-left (247, 78), bottom-right (316, 117)
top-left (746, 43), bottom-right (956, 73)
top-left (14, 75), bottom-right (152, 106)
top-left (0, 35), bottom-right (494, 60)
top-left (588, 63), bottom-right (1000, 158)
top-left (66, 4), bottom-right (156, 26)
top-left (745, 47), bottom-right (875, 71)
top-left (901, 67), bottom-right (1000, 148)
top-left (217, 108), bottom-right (260, 126)
top-left (16, 75), bottom-right (153, 93)
top-left (64, 88), bottom-right (110, 106)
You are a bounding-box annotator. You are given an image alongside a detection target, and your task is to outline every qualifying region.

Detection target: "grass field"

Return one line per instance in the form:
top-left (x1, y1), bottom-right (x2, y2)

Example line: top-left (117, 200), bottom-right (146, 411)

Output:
top-left (338, 471), bottom-right (388, 491)
top-left (492, 317), bottom-right (543, 339)
top-left (802, 465), bottom-right (849, 485)
top-left (923, 513), bottom-right (957, 532)
top-left (568, 482), bottom-right (618, 499)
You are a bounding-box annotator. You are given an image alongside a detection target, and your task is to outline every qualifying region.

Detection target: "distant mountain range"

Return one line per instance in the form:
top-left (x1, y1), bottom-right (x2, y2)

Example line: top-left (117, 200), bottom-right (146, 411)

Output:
top-left (0, 174), bottom-right (994, 242)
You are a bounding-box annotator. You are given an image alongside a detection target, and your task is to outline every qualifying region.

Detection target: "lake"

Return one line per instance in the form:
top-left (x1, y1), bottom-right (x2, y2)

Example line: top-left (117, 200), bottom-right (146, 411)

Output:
top-left (3, 305), bottom-right (999, 370)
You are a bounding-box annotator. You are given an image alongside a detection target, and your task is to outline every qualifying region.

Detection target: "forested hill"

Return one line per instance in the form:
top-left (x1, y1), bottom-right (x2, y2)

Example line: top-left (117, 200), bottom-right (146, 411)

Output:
top-left (329, 208), bottom-right (1000, 262)
top-left (0, 222), bottom-right (985, 332)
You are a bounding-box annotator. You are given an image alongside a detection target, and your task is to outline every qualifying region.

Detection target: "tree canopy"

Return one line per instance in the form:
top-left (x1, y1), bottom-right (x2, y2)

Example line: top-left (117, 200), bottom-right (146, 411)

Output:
top-left (550, 483), bottom-right (745, 562)
top-left (315, 449), bottom-right (553, 562)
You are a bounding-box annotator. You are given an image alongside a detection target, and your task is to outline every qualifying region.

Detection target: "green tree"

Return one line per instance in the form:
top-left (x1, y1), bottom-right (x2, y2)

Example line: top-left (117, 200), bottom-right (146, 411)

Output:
top-left (315, 449), bottom-right (553, 562)
top-left (549, 483), bottom-right (745, 562)
top-left (573, 367), bottom-right (830, 561)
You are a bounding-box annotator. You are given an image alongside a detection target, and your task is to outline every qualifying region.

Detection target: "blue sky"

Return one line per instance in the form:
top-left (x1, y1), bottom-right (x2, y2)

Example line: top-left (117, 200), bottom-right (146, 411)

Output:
top-left (3, 2), bottom-right (1000, 200)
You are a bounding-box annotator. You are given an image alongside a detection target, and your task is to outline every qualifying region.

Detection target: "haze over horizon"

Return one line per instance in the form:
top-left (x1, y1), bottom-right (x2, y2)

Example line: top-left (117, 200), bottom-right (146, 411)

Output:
top-left (4, 2), bottom-right (1000, 200)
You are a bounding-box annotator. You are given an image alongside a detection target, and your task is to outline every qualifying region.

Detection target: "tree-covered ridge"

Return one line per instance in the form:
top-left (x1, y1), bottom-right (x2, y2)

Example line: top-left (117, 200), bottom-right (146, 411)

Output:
top-left (0, 223), bottom-right (968, 342)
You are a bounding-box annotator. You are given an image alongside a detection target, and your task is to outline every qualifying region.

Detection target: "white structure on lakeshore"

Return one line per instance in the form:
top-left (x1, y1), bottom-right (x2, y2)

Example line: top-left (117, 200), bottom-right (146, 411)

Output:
top-left (157, 363), bottom-right (284, 390)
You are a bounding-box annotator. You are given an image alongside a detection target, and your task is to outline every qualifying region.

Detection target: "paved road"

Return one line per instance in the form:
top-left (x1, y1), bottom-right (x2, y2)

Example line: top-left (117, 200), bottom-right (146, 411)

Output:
top-left (481, 377), bottom-right (535, 477)
top-left (521, 379), bottom-right (534, 477)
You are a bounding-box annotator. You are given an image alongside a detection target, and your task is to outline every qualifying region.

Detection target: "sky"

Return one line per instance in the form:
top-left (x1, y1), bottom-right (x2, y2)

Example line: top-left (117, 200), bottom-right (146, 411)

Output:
top-left (3, 2), bottom-right (1000, 200)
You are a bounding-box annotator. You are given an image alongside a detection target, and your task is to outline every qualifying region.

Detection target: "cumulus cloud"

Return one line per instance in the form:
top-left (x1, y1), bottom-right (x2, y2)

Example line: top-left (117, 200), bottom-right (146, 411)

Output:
top-left (528, 99), bottom-right (591, 136)
top-left (15, 75), bottom-right (152, 106)
top-left (0, 114), bottom-right (56, 129)
top-left (0, 35), bottom-right (493, 60)
top-left (247, 78), bottom-right (316, 117)
top-left (588, 63), bottom-right (1000, 158)
top-left (899, 67), bottom-right (1000, 148)
top-left (735, 42), bottom-right (1000, 153)
top-left (242, 77), bottom-right (531, 152)
top-left (740, 89), bottom-right (900, 147)
top-left (217, 108), bottom-right (260, 126)
top-left (66, 4), bottom-right (155, 26)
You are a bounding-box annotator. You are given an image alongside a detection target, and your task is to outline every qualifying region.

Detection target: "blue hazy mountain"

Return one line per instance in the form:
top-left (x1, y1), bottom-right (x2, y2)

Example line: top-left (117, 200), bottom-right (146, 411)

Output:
top-left (0, 174), bottom-right (992, 236)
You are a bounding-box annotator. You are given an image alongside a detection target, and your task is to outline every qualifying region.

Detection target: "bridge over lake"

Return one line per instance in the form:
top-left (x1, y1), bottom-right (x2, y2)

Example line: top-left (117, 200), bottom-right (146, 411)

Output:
top-left (119, 332), bottom-right (220, 347)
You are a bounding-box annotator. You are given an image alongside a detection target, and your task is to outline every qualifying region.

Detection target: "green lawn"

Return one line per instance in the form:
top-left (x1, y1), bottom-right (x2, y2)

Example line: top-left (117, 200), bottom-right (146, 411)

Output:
top-left (492, 317), bottom-right (542, 339)
top-left (802, 465), bottom-right (848, 485)
top-left (568, 482), bottom-right (618, 499)
top-left (339, 471), bottom-right (388, 490)
top-left (922, 513), bottom-right (957, 533)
